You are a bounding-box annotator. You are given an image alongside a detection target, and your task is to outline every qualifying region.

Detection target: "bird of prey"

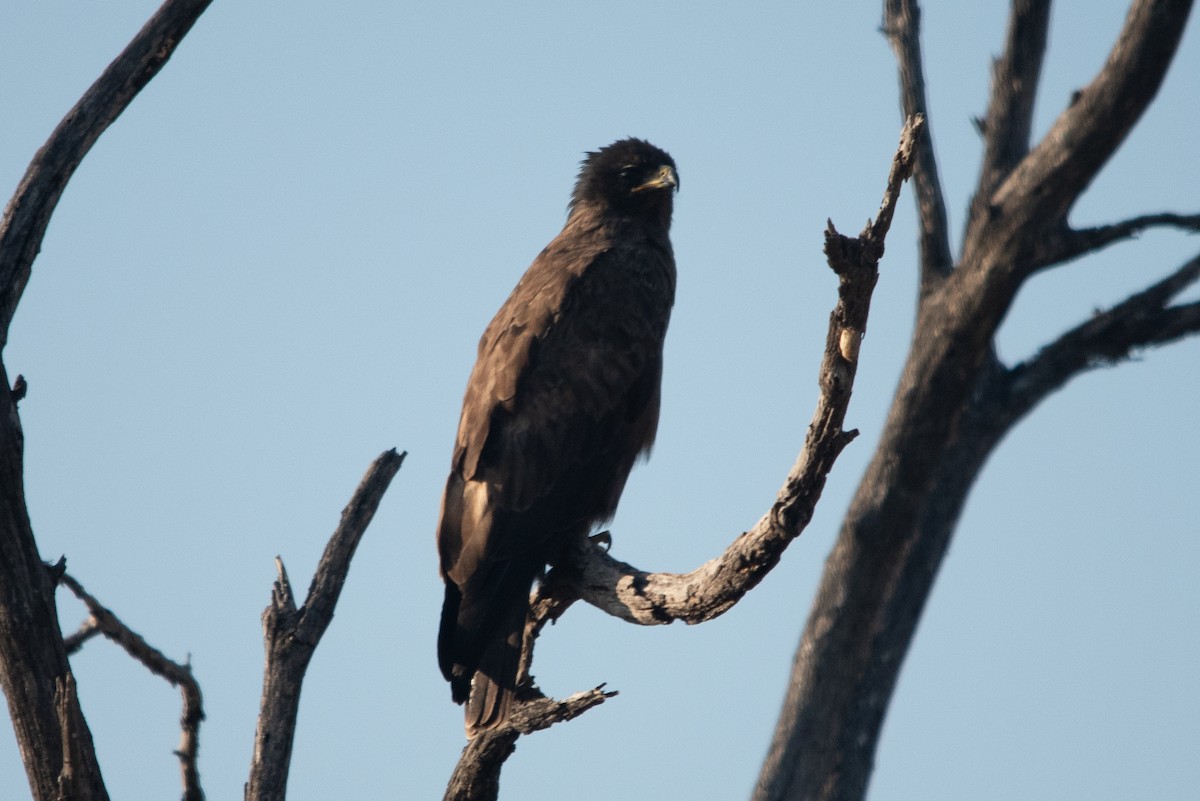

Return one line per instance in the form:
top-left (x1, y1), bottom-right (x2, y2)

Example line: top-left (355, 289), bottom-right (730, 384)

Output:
top-left (436, 138), bottom-right (679, 735)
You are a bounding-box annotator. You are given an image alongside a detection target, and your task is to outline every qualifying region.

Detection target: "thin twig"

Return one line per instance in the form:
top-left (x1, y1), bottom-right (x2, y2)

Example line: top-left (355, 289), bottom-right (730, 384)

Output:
top-left (59, 572), bottom-right (205, 801)
top-left (1037, 212), bottom-right (1200, 268)
top-left (1006, 252), bottom-right (1200, 416)
top-left (883, 0), bottom-right (954, 286)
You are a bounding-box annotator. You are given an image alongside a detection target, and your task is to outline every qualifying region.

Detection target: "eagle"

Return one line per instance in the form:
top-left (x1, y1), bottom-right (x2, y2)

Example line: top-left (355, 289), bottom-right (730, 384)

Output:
top-left (436, 138), bottom-right (679, 735)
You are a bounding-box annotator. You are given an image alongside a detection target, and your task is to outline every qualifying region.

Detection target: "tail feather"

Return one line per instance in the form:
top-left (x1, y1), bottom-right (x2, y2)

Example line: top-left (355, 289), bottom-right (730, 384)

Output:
top-left (437, 556), bottom-right (536, 735)
top-left (464, 599), bottom-right (526, 736)
top-left (439, 582), bottom-right (478, 704)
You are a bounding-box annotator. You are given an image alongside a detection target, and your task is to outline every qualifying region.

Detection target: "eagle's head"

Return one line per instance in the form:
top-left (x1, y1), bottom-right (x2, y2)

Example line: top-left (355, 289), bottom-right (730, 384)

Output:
top-left (570, 138), bottom-right (678, 227)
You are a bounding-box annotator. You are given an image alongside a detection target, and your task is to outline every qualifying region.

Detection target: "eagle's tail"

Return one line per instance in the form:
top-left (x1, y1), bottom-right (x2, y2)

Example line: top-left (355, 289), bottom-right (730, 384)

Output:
top-left (438, 558), bottom-right (534, 737)
top-left (463, 596), bottom-right (526, 736)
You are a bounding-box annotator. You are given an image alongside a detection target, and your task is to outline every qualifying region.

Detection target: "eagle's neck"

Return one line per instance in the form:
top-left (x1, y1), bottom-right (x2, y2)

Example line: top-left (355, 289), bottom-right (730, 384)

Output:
top-left (568, 199), bottom-right (673, 239)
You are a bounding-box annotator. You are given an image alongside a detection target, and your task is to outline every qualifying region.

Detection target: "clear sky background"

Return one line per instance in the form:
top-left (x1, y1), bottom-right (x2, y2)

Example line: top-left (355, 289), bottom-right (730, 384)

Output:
top-left (1, 2), bottom-right (1197, 799)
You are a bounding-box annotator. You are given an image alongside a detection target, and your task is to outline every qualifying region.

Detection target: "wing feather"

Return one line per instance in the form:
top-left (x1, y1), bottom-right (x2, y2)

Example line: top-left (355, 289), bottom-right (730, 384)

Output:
top-left (454, 223), bottom-right (673, 524)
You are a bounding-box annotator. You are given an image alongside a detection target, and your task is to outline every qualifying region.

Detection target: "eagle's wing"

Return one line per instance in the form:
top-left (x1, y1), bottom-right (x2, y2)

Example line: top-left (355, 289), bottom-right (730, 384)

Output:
top-left (466, 235), bottom-right (670, 478)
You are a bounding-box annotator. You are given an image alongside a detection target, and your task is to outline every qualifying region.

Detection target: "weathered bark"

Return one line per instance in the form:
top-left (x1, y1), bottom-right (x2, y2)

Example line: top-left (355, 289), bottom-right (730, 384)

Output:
top-left (754, 2), bottom-right (1198, 800)
top-left (443, 686), bottom-right (615, 801)
top-left (246, 449), bottom-right (403, 801)
top-left (0, 390), bottom-right (107, 801)
top-left (0, 3), bottom-right (213, 800)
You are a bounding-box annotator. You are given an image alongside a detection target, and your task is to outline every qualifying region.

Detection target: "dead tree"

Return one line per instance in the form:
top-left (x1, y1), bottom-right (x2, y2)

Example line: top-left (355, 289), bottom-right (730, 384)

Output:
top-left (2, 2), bottom-right (1195, 801)
top-left (754, 2), bottom-right (1199, 800)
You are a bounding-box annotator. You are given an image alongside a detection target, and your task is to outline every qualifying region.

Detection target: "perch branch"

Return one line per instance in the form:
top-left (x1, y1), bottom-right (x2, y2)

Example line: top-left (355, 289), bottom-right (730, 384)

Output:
top-left (883, 0), bottom-right (953, 286)
top-left (443, 686), bottom-right (616, 801)
top-left (559, 117), bottom-right (920, 624)
top-left (59, 572), bottom-right (205, 801)
top-left (245, 449), bottom-right (404, 801)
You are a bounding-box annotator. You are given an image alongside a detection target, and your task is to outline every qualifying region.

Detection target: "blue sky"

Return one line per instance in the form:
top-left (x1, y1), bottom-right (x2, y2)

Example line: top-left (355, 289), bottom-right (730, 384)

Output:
top-left (1, 2), bottom-right (1197, 799)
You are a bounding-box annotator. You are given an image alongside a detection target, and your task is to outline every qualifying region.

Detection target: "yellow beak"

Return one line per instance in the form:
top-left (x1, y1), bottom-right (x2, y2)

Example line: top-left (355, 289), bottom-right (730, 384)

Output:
top-left (631, 164), bottom-right (679, 193)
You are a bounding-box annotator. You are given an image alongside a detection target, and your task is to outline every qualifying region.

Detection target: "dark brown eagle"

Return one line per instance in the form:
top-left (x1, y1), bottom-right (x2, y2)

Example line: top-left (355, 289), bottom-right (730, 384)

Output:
top-left (436, 138), bottom-right (679, 735)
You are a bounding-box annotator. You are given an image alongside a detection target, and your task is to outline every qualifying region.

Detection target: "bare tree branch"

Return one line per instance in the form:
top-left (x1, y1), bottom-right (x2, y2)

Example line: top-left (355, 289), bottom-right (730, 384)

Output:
top-left (245, 449), bottom-right (404, 801)
top-left (443, 687), bottom-right (617, 801)
top-left (1005, 252), bottom-right (1200, 416)
top-left (0, 5), bottom-right (215, 801)
top-left (57, 572), bottom-right (206, 801)
top-left (883, 0), bottom-right (954, 288)
top-left (984, 0), bottom-right (1195, 263)
top-left (967, 0), bottom-right (1051, 230)
top-left (1038, 212), bottom-right (1200, 267)
top-left (0, 0), bottom-right (214, 347)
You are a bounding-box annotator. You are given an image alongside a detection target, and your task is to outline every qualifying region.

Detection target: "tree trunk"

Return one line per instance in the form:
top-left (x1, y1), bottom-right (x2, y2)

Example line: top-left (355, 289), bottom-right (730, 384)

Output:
top-left (754, 1), bottom-right (1197, 799)
top-left (0, 369), bottom-right (108, 801)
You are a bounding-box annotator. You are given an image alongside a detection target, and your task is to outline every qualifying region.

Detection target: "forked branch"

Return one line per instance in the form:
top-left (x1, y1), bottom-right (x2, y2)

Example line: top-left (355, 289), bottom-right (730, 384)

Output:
top-left (754, 4), bottom-right (1198, 799)
top-left (246, 449), bottom-right (404, 801)
top-left (0, 5), bottom-right (214, 800)
top-left (989, 0), bottom-right (1195, 238)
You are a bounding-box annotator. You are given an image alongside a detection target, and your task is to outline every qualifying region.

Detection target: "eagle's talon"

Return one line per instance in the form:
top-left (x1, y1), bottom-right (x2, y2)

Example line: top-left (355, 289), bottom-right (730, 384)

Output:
top-left (589, 531), bottom-right (613, 551)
